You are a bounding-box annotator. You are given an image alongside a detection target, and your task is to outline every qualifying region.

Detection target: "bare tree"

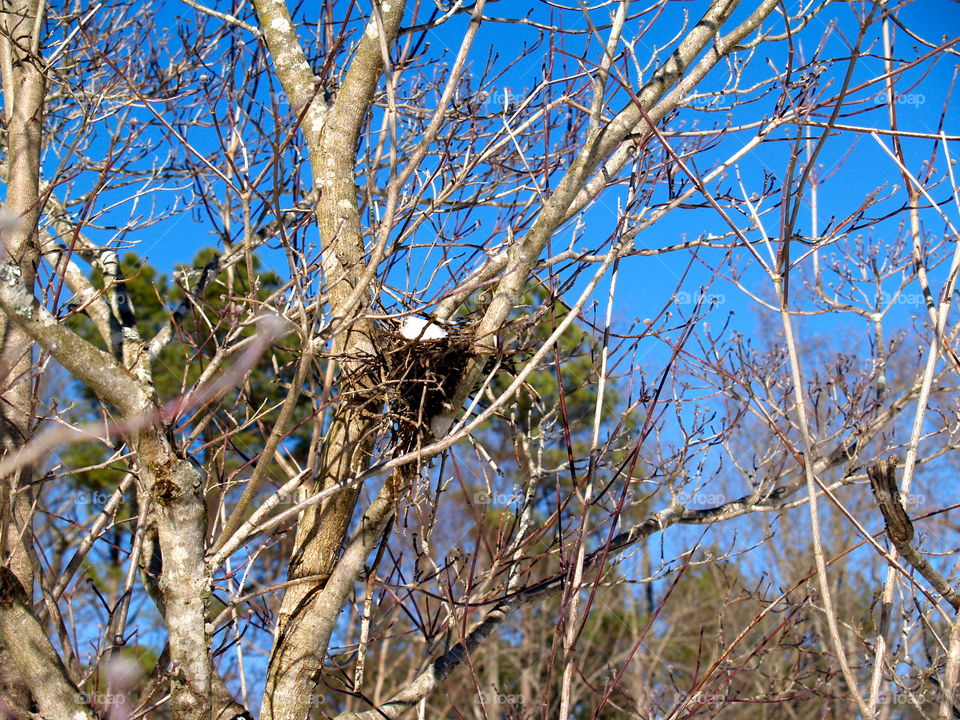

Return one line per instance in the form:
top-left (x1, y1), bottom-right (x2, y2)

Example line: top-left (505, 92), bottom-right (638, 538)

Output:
top-left (0, 1), bottom-right (958, 719)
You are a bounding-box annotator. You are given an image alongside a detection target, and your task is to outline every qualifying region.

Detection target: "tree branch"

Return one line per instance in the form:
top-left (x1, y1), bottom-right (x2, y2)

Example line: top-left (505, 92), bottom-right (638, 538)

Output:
top-left (0, 567), bottom-right (97, 720)
top-left (868, 457), bottom-right (960, 611)
top-left (0, 259), bottom-right (145, 415)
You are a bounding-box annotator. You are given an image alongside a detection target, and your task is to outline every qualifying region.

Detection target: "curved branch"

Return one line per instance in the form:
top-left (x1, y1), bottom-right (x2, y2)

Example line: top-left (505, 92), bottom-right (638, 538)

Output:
top-left (0, 259), bottom-right (145, 415)
top-left (0, 567), bottom-right (97, 720)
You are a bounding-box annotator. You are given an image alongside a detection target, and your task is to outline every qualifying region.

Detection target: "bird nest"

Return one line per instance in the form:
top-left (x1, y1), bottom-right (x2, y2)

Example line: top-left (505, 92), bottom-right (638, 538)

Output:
top-left (350, 324), bottom-right (477, 447)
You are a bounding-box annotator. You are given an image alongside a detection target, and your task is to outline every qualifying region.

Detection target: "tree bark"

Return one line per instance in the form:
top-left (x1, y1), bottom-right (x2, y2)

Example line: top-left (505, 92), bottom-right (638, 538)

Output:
top-left (249, 2), bottom-right (407, 718)
top-left (0, 0), bottom-right (44, 714)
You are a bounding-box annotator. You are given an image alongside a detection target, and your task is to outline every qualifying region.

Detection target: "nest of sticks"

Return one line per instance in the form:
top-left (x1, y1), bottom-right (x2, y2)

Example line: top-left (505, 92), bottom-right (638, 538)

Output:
top-left (358, 325), bottom-right (477, 447)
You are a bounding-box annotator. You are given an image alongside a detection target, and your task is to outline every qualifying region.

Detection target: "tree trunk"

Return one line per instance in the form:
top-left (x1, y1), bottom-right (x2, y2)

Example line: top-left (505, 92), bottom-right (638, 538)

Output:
top-left (0, 0), bottom-right (45, 714)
